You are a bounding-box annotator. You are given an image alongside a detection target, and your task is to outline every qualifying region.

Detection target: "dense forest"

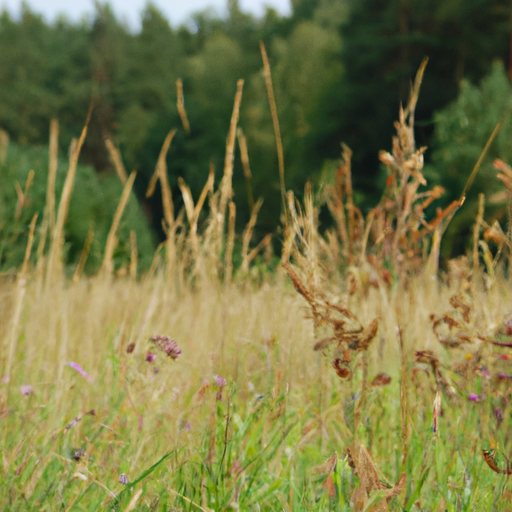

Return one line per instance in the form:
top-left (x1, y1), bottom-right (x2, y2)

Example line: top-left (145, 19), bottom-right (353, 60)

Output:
top-left (1, 0), bottom-right (512, 270)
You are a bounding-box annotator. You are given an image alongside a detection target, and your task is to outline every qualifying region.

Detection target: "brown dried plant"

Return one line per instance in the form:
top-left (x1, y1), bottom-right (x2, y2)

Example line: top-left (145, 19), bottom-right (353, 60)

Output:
top-left (315, 58), bottom-right (462, 284)
top-left (415, 350), bottom-right (455, 397)
top-left (346, 442), bottom-right (405, 512)
top-left (283, 262), bottom-right (378, 380)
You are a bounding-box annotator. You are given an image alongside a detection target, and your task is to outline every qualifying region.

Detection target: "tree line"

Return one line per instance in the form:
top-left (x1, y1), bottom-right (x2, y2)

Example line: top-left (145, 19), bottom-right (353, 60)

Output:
top-left (0, 0), bottom-right (511, 262)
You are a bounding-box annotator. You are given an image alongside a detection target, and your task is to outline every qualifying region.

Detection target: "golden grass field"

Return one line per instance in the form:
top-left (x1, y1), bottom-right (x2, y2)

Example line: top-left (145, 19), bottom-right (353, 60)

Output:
top-left (2, 59), bottom-right (512, 511)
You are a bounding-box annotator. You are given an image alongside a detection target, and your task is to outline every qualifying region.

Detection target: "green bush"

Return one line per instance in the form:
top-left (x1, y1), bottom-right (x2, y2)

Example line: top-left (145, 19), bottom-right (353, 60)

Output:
top-left (428, 60), bottom-right (512, 256)
top-left (0, 141), bottom-right (156, 273)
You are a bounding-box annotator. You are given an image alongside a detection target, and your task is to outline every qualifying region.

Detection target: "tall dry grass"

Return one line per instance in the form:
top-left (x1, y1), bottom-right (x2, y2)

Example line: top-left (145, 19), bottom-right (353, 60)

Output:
top-left (2, 58), bottom-right (512, 510)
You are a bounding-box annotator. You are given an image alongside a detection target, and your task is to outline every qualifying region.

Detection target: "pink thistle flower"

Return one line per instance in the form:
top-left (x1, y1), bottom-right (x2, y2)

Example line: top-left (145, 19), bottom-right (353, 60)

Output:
top-left (65, 362), bottom-right (92, 382)
top-left (151, 335), bottom-right (182, 360)
top-left (145, 352), bottom-right (156, 363)
top-left (469, 393), bottom-right (480, 402)
top-left (214, 375), bottom-right (227, 401)
top-left (20, 384), bottom-right (33, 396)
top-left (214, 375), bottom-right (227, 387)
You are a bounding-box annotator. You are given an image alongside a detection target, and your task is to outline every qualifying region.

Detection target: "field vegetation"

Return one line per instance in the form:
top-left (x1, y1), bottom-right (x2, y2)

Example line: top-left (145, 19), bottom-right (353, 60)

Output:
top-left (2, 53), bottom-right (512, 512)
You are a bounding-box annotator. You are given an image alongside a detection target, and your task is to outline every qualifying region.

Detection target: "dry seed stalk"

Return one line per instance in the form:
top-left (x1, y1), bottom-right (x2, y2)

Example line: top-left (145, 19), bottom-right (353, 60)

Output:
top-left (241, 198), bottom-right (263, 272)
top-left (105, 138), bottom-right (128, 185)
top-left (129, 230), bottom-right (137, 280)
top-left (397, 327), bottom-right (410, 464)
top-left (260, 41), bottom-right (287, 228)
top-left (225, 201), bottom-right (236, 282)
top-left (347, 442), bottom-right (405, 512)
top-left (72, 227), bottom-right (94, 282)
top-left (102, 171), bottom-right (137, 277)
top-left (218, 79), bottom-right (244, 238)
top-left (158, 130), bottom-right (176, 228)
top-left (0, 128), bottom-right (8, 163)
top-left (176, 78), bottom-right (190, 133)
top-left (245, 233), bottom-right (272, 267)
top-left (47, 105), bottom-right (92, 282)
top-left (47, 119), bottom-right (59, 232)
top-left (237, 127), bottom-right (255, 213)
top-left (5, 213), bottom-right (38, 387)
top-left (14, 170), bottom-right (35, 222)
top-left (284, 262), bottom-right (378, 379)
top-left (37, 120), bottom-right (59, 265)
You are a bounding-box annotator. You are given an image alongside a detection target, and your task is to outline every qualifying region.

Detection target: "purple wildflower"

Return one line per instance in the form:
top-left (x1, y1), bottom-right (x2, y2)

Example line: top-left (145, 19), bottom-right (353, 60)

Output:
top-left (20, 384), bottom-right (33, 396)
top-left (214, 375), bottom-right (227, 387)
top-left (73, 449), bottom-right (85, 462)
top-left (214, 375), bottom-right (227, 401)
top-left (65, 362), bottom-right (93, 382)
top-left (151, 335), bottom-right (182, 360)
top-left (494, 408), bottom-right (504, 428)
top-left (180, 420), bottom-right (191, 432)
top-left (469, 393), bottom-right (480, 402)
top-left (119, 473), bottom-right (128, 485)
top-left (145, 351), bottom-right (156, 363)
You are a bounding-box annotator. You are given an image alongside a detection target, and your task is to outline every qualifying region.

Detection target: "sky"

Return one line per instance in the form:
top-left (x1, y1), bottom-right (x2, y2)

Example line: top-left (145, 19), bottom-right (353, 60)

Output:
top-left (0, 0), bottom-right (292, 28)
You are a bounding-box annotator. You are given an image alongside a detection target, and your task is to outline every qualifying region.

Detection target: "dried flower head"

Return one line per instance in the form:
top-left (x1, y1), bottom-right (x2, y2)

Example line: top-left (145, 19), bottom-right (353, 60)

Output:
top-left (333, 358), bottom-right (351, 379)
top-left (151, 335), bottom-right (182, 360)
top-left (145, 351), bottom-right (156, 363)
top-left (73, 449), bottom-right (85, 462)
top-left (370, 373), bottom-right (391, 387)
top-left (126, 343), bottom-right (135, 354)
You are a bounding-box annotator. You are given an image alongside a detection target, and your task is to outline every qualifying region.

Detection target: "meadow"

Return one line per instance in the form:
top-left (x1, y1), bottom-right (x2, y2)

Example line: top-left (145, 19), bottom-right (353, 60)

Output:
top-left (2, 62), bottom-right (512, 512)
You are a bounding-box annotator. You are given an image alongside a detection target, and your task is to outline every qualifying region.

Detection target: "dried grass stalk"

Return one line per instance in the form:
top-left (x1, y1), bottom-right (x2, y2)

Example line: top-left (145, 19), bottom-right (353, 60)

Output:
top-left (105, 138), bottom-right (128, 185)
top-left (459, 121), bottom-right (501, 204)
top-left (176, 78), bottom-right (190, 133)
top-left (246, 233), bottom-right (272, 267)
top-left (194, 167), bottom-right (215, 223)
top-left (73, 227), bottom-right (94, 282)
top-left (398, 327), bottom-right (410, 464)
top-left (129, 230), bottom-right (138, 280)
top-left (47, 119), bottom-right (59, 232)
top-left (241, 198), bottom-right (263, 272)
top-left (347, 442), bottom-right (405, 512)
top-left (102, 171), bottom-right (137, 276)
top-left (237, 128), bottom-right (255, 213)
top-left (5, 213), bottom-right (38, 386)
top-left (158, 130), bottom-right (177, 228)
top-left (0, 128), bottom-right (8, 163)
top-left (15, 170), bottom-right (35, 222)
top-left (148, 242), bottom-right (165, 279)
top-left (260, 41), bottom-right (287, 226)
top-left (311, 451), bottom-right (338, 475)
top-left (37, 120), bottom-right (59, 265)
top-left (219, 79), bottom-right (244, 233)
top-left (225, 201), bottom-right (236, 282)
top-left (47, 106), bottom-right (91, 281)
top-left (178, 177), bottom-right (195, 228)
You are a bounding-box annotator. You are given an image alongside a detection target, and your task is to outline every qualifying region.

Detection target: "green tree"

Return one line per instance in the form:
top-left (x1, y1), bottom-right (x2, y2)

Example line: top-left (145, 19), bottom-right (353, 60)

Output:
top-left (429, 61), bottom-right (512, 255)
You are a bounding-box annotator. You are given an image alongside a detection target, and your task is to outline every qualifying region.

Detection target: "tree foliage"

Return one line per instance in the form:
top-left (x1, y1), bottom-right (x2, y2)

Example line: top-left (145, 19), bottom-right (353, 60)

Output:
top-left (0, 0), bottom-right (510, 256)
